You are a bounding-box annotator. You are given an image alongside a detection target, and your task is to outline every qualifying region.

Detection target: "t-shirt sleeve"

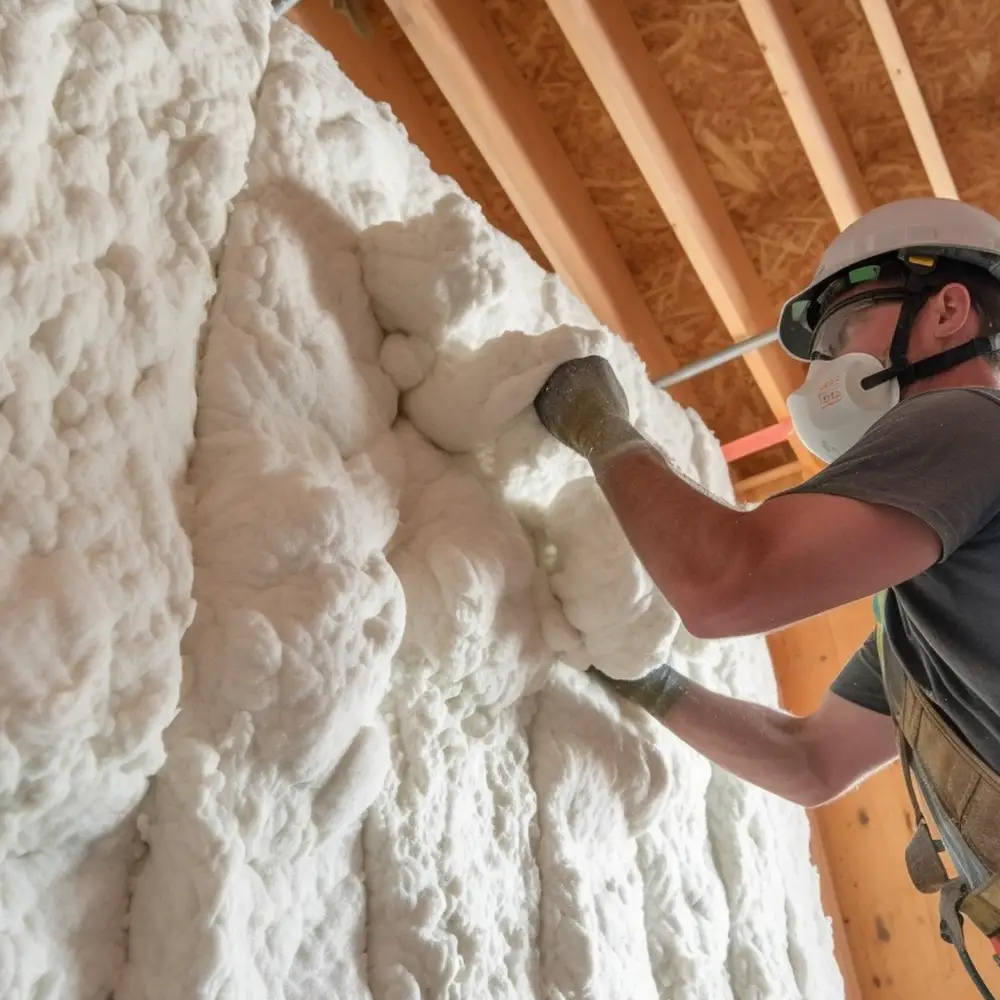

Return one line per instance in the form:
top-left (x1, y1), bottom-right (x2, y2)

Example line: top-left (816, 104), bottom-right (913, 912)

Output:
top-left (783, 388), bottom-right (1000, 560)
top-left (830, 631), bottom-right (890, 716)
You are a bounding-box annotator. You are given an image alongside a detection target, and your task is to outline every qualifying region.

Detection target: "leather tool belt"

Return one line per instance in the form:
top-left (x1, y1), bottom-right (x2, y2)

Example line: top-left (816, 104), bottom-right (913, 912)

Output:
top-left (874, 591), bottom-right (1000, 998)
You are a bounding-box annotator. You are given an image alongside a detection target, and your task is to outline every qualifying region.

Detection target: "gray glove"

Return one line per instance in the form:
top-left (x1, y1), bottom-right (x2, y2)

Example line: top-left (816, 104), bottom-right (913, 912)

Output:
top-left (587, 662), bottom-right (691, 718)
top-left (533, 356), bottom-right (641, 464)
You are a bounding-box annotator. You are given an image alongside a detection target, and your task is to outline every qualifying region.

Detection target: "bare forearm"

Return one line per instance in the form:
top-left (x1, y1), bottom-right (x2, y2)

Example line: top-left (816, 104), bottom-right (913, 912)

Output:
top-left (590, 434), bottom-right (939, 639)
top-left (633, 673), bottom-right (825, 807)
top-left (593, 438), bottom-right (751, 632)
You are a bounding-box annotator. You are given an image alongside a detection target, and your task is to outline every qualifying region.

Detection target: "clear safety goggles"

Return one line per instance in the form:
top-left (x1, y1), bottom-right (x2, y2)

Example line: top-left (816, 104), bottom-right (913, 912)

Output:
top-left (810, 287), bottom-right (907, 360)
top-left (779, 259), bottom-right (908, 361)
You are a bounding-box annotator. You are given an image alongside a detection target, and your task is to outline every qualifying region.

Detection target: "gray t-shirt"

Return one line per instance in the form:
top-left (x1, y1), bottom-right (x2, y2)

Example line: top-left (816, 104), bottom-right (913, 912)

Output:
top-left (785, 386), bottom-right (1000, 772)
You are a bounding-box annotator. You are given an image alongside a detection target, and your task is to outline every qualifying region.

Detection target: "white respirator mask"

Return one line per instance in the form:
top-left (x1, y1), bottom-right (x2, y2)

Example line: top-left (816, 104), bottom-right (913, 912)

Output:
top-left (787, 353), bottom-right (900, 463)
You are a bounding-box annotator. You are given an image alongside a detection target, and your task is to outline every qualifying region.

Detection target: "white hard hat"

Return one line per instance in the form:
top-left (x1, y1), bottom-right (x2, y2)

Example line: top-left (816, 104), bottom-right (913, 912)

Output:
top-left (778, 197), bottom-right (1000, 360)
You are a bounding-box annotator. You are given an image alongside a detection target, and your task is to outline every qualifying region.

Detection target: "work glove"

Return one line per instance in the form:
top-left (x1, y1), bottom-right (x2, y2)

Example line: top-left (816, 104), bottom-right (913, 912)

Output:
top-left (533, 356), bottom-right (642, 464)
top-left (586, 663), bottom-right (691, 719)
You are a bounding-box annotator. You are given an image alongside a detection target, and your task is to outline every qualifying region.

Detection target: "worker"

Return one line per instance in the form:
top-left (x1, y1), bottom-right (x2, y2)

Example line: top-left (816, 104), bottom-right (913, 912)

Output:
top-left (534, 197), bottom-right (1000, 998)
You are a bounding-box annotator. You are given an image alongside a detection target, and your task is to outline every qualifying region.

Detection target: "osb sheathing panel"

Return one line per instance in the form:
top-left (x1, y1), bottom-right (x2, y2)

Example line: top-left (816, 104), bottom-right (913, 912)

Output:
top-left (793, 0), bottom-right (932, 206)
top-left (628, 0), bottom-right (838, 309)
top-left (887, 0), bottom-right (1000, 211)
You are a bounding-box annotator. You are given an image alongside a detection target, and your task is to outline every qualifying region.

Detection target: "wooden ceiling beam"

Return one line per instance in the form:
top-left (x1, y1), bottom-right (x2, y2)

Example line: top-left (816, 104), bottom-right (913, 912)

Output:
top-left (287, 0), bottom-right (481, 202)
top-left (857, 0), bottom-right (959, 200)
top-left (541, 0), bottom-right (816, 470)
top-left (737, 0), bottom-right (874, 230)
top-left (379, 0), bottom-right (696, 404)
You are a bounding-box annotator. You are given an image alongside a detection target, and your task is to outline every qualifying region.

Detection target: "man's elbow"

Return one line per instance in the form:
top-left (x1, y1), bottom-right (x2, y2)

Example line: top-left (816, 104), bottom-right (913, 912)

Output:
top-left (791, 777), bottom-right (850, 809)
top-left (676, 581), bottom-right (762, 640)
top-left (680, 605), bottom-right (732, 641)
top-left (798, 731), bottom-right (869, 808)
top-left (670, 525), bottom-right (770, 640)
top-left (777, 744), bottom-right (859, 810)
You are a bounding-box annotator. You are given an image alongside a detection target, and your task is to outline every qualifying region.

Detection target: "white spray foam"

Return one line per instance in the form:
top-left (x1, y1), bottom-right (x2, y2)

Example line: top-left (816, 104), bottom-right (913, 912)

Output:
top-left (1, 10), bottom-right (842, 1000)
top-left (0, 2), bottom-right (267, 996)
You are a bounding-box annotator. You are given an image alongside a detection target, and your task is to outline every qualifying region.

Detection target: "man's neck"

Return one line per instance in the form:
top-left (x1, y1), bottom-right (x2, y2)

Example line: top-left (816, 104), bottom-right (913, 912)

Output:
top-left (902, 358), bottom-right (1000, 399)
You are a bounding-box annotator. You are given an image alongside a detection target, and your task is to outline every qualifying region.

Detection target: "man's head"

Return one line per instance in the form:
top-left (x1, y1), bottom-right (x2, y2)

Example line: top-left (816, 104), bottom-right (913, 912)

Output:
top-left (779, 199), bottom-right (1000, 462)
top-left (779, 198), bottom-right (1000, 376)
top-left (813, 258), bottom-right (1000, 396)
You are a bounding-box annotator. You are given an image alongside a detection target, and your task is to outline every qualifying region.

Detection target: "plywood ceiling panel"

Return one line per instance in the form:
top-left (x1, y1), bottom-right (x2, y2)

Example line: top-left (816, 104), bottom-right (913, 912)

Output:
top-left (794, 0), bottom-right (932, 206)
top-left (888, 0), bottom-right (1000, 212)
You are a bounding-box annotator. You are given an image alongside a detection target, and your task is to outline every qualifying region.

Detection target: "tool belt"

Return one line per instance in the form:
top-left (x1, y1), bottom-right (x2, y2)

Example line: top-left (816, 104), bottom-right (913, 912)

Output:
top-left (874, 590), bottom-right (1000, 998)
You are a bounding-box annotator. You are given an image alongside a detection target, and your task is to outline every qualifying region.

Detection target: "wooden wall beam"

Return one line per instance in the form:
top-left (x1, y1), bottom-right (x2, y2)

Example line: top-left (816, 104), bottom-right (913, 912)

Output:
top-left (858, 0), bottom-right (959, 200)
top-left (378, 0), bottom-right (696, 403)
top-left (540, 0), bottom-right (815, 468)
top-left (810, 822), bottom-right (864, 1000)
top-left (737, 0), bottom-right (874, 230)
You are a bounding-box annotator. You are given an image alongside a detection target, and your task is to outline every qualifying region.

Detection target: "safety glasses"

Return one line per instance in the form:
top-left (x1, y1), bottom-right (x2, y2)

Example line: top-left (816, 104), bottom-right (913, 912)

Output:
top-left (810, 288), bottom-right (908, 360)
top-left (779, 258), bottom-right (905, 360)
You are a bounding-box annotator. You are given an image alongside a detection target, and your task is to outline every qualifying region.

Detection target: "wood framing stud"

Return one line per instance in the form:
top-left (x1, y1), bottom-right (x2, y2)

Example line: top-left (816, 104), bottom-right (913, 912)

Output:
top-left (738, 0), bottom-right (874, 230)
top-left (858, 0), bottom-right (959, 200)
top-left (381, 0), bottom-right (696, 404)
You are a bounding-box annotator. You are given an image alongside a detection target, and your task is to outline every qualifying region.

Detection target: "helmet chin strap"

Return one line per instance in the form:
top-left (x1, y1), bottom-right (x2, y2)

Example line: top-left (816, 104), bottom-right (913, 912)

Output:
top-left (860, 266), bottom-right (997, 392)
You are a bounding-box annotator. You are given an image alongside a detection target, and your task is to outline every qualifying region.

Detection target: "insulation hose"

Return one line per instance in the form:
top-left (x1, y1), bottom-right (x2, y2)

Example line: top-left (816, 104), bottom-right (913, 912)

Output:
top-left (953, 945), bottom-right (997, 1000)
top-left (940, 912), bottom-right (998, 1000)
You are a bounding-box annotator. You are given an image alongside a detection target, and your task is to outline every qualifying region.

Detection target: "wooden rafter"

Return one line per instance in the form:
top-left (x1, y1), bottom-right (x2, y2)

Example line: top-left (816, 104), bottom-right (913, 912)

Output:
top-left (540, 0), bottom-right (815, 469)
top-left (737, 0), bottom-right (874, 230)
top-left (858, 0), bottom-right (959, 200)
top-left (375, 0), bottom-right (697, 406)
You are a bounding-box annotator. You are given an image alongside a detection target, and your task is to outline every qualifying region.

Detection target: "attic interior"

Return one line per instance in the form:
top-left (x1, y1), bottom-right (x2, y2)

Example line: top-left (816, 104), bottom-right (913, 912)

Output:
top-left (286, 1), bottom-right (1000, 998)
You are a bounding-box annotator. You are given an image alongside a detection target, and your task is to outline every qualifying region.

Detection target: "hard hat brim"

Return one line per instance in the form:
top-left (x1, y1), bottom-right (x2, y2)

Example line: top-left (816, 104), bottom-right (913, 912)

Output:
top-left (778, 287), bottom-right (819, 361)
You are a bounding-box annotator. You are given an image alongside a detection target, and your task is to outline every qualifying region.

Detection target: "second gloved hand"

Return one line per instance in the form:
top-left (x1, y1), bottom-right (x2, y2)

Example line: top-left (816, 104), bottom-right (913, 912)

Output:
top-left (587, 663), bottom-right (691, 719)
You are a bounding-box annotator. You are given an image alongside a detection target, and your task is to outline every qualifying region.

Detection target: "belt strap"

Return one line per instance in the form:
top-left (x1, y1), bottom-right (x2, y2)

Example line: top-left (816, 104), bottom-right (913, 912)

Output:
top-left (874, 591), bottom-right (1000, 997)
top-left (896, 668), bottom-right (1000, 885)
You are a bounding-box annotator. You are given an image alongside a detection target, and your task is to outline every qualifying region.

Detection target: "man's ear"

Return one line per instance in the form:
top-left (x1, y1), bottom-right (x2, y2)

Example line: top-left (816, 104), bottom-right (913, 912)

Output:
top-left (932, 281), bottom-right (974, 340)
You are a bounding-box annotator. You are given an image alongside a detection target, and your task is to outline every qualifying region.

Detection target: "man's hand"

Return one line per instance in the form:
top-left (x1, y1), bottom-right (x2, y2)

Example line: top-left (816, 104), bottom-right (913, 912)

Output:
top-left (587, 663), bottom-right (691, 719)
top-left (534, 356), bottom-right (639, 463)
